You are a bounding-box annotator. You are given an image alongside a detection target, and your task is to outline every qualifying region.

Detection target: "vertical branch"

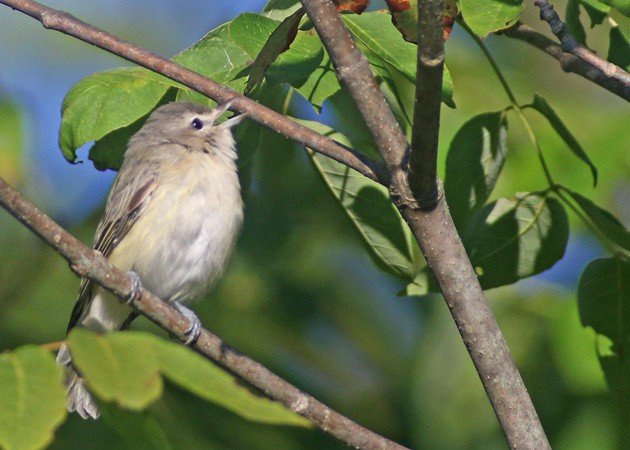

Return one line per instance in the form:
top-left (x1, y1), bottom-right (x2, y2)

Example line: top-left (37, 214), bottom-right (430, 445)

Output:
top-left (409, 0), bottom-right (444, 209)
top-left (300, 0), bottom-right (408, 182)
top-left (300, 1), bottom-right (551, 448)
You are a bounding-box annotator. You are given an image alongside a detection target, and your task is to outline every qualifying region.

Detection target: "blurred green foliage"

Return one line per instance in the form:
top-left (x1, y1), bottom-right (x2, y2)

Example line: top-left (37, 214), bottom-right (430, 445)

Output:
top-left (0, 0), bottom-right (629, 449)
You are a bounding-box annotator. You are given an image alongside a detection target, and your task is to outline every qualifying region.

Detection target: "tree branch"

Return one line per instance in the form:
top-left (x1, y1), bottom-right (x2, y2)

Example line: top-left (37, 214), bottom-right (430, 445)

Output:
top-left (0, 176), bottom-right (408, 450)
top-left (409, 0), bottom-right (444, 209)
top-left (532, 0), bottom-right (630, 100)
top-left (0, 0), bottom-right (387, 184)
top-left (501, 22), bottom-right (630, 101)
top-left (300, 1), bottom-right (551, 448)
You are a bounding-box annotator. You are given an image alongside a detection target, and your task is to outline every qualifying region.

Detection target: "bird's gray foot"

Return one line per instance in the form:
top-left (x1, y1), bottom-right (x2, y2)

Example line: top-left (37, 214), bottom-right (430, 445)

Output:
top-left (124, 271), bottom-right (142, 305)
top-left (173, 302), bottom-right (201, 345)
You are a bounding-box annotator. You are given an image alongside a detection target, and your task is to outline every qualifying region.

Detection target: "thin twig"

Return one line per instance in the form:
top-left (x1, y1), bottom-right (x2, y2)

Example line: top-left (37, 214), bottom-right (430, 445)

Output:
top-left (409, 0), bottom-right (444, 209)
top-left (501, 22), bottom-right (630, 101)
top-left (0, 0), bottom-right (387, 184)
top-left (300, 1), bottom-right (551, 448)
top-left (0, 176), bottom-right (408, 450)
top-left (532, 0), bottom-right (630, 100)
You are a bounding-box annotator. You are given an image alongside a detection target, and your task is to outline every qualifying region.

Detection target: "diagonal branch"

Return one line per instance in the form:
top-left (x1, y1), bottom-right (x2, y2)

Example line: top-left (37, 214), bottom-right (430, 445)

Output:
top-left (532, 0), bottom-right (630, 100)
top-left (300, 0), bottom-right (551, 448)
top-left (0, 176), bottom-right (408, 450)
top-left (409, 0), bottom-right (444, 209)
top-left (501, 22), bottom-right (630, 101)
top-left (0, 0), bottom-right (387, 184)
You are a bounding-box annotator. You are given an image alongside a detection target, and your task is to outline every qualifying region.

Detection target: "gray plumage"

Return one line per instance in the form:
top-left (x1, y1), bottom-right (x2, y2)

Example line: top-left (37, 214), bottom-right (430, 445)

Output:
top-left (57, 101), bottom-right (245, 419)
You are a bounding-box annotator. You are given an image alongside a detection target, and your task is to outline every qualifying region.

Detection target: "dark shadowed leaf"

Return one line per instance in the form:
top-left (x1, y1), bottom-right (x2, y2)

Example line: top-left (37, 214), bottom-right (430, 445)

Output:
top-left (608, 25), bottom-right (630, 70)
top-left (296, 119), bottom-right (422, 282)
top-left (578, 257), bottom-right (630, 345)
top-left (565, 189), bottom-right (630, 250)
top-left (463, 193), bottom-right (569, 289)
top-left (527, 94), bottom-right (598, 186)
top-left (246, 7), bottom-right (307, 95)
top-left (0, 346), bottom-right (67, 450)
top-left (100, 404), bottom-right (173, 450)
top-left (444, 111), bottom-right (508, 230)
top-left (566, 0), bottom-right (587, 45)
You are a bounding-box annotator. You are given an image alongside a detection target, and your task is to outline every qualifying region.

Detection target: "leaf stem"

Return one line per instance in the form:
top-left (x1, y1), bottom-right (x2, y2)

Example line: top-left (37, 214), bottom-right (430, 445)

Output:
top-left (460, 18), bottom-right (556, 188)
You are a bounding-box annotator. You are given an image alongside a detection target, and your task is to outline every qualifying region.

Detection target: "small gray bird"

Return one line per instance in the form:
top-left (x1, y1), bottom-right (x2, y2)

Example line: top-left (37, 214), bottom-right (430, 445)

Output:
top-left (56, 101), bottom-right (245, 419)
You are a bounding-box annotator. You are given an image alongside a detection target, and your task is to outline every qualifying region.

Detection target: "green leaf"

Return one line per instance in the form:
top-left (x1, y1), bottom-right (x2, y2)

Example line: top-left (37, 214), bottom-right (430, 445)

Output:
top-left (463, 193), bottom-right (569, 289)
top-left (0, 346), bottom-right (66, 450)
top-left (100, 404), bottom-right (173, 450)
top-left (598, 0), bottom-right (630, 16)
top-left (67, 330), bottom-right (163, 410)
top-left (0, 95), bottom-right (24, 185)
top-left (566, 0), bottom-right (587, 45)
top-left (527, 94), bottom-right (598, 186)
top-left (579, 0), bottom-right (610, 26)
top-left (292, 53), bottom-right (341, 110)
top-left (245, 8), bottom-right (305, 95)
top-left (608, 25), bottom-right (630, 70)
top-left (60, 13), bottom-right (279, 168)
top-left (444, 111), bottom-right (508, 230)
top-left (262, 0), bottom-right (302, 20)
top-left (458, 0), bottom-right (525, 37)
top-left (578, 257), bottom-right (630, 346)
top-left (155, 340), bottom-right (309, 427)
top-left (297, 119), bottom-right (421, 281)
top-left (58, 68), bottom-right (173, 163)
top-left (564, 188), bottom-right (630, 250)
top-left (267, 29), bottom-right (324, 86)
top-left (342, 11), bottom-right (455, 108)
top-left (68, 330), bottom-right (308, 427)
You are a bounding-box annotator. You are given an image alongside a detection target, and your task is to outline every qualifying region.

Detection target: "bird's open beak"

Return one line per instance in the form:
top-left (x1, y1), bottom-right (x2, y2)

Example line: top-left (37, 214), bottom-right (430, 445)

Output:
top-left (212, 99), bottom-right (247, 128)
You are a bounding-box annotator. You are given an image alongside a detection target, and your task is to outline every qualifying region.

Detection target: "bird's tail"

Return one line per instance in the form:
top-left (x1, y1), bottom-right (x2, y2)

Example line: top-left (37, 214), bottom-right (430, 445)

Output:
top-left (56, 343), bottom-right (100, 419)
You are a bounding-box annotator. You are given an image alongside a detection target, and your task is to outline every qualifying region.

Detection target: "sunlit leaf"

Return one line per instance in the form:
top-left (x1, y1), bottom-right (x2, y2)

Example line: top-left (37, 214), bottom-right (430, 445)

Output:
top-left (342, 11), bottom-right (455, 107)
top-left (156, 340), bottom-right (309, 427)
top-left (59, 68), bottom-right (173, 163)
top-left (68, 330), bottom-right (163, 411)
top-left (458, 0), bottom-right (524, 37)
top-left (68, 330), bottom-right (308, 427)
top-left (0, 346), bottom-right (66, 450)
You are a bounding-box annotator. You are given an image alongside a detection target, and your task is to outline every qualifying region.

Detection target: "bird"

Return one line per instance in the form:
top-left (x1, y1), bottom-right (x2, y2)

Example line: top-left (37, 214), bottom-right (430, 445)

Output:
top-left (56, 100), bottom-right (245, 419)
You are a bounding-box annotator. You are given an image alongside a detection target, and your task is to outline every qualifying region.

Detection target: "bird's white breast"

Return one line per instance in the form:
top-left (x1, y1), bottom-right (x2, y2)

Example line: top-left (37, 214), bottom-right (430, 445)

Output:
top-left (110, 152), bottom-right (243, 303)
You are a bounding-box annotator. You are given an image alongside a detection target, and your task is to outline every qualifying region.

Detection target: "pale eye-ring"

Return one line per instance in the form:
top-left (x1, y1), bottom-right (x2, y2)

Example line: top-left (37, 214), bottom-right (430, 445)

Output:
top-left (191, 118), bottom-right (204, 130)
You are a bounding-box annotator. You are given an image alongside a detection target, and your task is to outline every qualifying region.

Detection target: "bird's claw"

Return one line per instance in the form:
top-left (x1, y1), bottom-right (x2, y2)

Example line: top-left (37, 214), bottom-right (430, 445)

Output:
top-left (174, 302), bottom-right (202, 345)
top-left (124, 271), bottom-right (142, 305)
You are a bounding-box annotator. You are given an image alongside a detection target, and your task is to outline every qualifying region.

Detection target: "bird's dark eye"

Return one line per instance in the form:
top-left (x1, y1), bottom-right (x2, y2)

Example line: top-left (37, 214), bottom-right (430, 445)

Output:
top-left (191, 118), bottom-right (204, 130)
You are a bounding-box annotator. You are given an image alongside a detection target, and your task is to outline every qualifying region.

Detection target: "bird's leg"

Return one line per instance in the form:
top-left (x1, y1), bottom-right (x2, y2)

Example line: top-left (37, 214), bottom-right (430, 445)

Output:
top-left (124, 271), bottom-right (143, 305)
top-left (173, 302), bottom-right (202, 345)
